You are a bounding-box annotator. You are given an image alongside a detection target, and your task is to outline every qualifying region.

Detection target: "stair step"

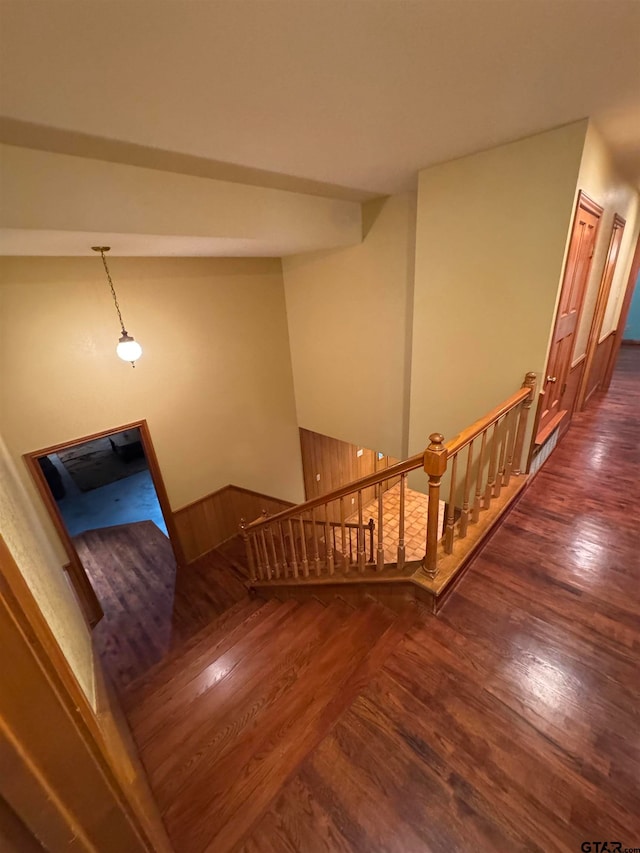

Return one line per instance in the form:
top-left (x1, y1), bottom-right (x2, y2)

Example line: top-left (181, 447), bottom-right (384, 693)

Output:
top-left (123, 595), bottom-right (265, 712)
top-left (172, 554), bottom-right (248, 628)
top-left (130, 597), bottom-right (304, 745)
top-left (152, 599), bottom-right (401, 851)
top-left (145, 598), bottom-right (356, 803)
top-left (213, 536), bottom-right (252, 580)
top-left (125, 581), bottom-right (421, 853)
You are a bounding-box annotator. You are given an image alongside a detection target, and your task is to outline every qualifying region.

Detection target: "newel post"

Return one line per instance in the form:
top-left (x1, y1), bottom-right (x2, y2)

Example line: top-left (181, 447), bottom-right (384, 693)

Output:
top-left (513, 372), bottom-right (537, 476)
top-left (423, 433), bottom-right (447, 578)
top-left (239, 518), bottom-right (256, 582)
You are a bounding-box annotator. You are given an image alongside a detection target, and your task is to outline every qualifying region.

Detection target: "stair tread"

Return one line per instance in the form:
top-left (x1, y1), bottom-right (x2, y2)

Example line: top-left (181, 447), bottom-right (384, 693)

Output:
top-left (146, 599), bottom-right (403, 851)
top-left (129, 596), bottom-right (305, 741)
top-left (144, 598), bottom-right (356, 798)
top-left (214, 536), bottom-right (252, 579)
top-left (123, 595), bottom-right (265, 711)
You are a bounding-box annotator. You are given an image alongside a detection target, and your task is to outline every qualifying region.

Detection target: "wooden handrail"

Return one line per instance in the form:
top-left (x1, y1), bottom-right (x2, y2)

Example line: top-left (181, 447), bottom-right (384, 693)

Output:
top-left (244, 451), bottom-right (425, 531)
top-left (246, 374), bottom-right (538, 534)
top-left (445, 385), bottom-right (532, 456)
top-left (243, 372), bottom-right (538, 591)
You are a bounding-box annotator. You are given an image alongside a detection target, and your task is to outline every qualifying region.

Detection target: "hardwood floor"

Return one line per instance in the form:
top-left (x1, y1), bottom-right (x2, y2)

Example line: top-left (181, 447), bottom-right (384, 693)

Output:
top-left (129, 598), bottom-right (416, 852)
top-left (125, 348), bottom-right (640, 852)
top-left (75, 521), bottom-right (246, 692)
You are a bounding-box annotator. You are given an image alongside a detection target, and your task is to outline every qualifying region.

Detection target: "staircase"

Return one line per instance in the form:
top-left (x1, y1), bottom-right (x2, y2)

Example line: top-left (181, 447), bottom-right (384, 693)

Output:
top-left (123, 587), bottom-right (417, 853)
top-left (241, 372), bottom-right (538, 612)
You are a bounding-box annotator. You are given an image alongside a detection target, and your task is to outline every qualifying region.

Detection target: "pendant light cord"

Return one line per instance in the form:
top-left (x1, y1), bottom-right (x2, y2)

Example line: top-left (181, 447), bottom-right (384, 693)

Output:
top-left (99, 248), bottom-right (127, 334)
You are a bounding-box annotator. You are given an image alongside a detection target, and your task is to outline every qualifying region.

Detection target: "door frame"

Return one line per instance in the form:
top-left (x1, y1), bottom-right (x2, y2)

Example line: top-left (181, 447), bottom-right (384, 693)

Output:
top-left (577, 213), bottom-right (626, 409)
top-left (0, 533), bottom-right (173, 852)
top-left (602, 231), bottom-right (640, 390)
top-left (23, 420), bottom-right (187, 598)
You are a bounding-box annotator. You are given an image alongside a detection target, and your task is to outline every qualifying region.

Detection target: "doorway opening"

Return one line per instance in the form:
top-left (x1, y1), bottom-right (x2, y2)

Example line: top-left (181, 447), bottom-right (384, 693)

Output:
top-left (41, 427), bottom-right (167, 536)
top-left (24, 420), bottom-right (186, 694)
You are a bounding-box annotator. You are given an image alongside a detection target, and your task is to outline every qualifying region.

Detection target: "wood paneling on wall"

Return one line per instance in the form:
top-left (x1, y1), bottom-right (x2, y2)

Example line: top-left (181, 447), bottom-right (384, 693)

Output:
top-left (175, 438), bottom-right (404, 565)
top-left (558, 355), bottom-right (586, 438)
top-left (299, 428), bottom-right (400, 522)
top-left (584, 331), bottom-right (615, 405)
top-left (173, 485), bottom-right (293, 564)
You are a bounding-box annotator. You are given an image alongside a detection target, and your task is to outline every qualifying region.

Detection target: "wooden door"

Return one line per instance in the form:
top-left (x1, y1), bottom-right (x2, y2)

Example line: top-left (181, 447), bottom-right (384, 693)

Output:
top-left (536, 192), bottom-right (602, 443)
top-left (578, 213), bottom-right (625, 408)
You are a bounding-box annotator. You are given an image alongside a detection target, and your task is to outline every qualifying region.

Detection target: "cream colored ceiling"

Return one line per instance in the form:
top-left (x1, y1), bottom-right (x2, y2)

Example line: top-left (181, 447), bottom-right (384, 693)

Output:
top-left (0, 0), bottom-right (638, 256)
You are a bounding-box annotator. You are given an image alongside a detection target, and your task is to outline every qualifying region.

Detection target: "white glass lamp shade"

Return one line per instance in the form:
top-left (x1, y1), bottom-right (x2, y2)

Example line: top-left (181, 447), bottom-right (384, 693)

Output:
top-left (116, 332), bottom-right (143, 365)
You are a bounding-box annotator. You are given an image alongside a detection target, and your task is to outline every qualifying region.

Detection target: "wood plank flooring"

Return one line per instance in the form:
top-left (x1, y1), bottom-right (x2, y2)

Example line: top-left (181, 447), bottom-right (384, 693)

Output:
top-left (125, 348), bottom-right (640, 852)
top-left (127, 596), bottom-right (416, 852)
top-left (239, 348), bottom-right (640, 853)
top-left (74, 521), bottom-right (246, 692)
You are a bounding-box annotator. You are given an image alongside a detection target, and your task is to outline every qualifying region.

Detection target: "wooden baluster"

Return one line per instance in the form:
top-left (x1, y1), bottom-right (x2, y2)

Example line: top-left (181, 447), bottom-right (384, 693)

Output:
top-left (332, 525), bottom-right (337, 555)
top-left (494, 416), bottom-right (509, 499)
top-left (324, 505), bottom-right (335, 576)
top-left (340, 497), bottom-right (349, 573)
top-left (239, 519), bottom-right (256, 582)
top-left (368, 518), bottom-right (375, 563)
top-left (503, 408), bottom-right (519, 486)
top-left (397, 472), bottom-right (406, 569)
top-left (267, 524), bottom-right (280, 580)
top-left (377, 487), bottom-right (385, 571)
top-left (484, 421), bottom-right (500, 508)
top-left (459, 440), bottom-right (474, 539)
top-left (311, 507), bottom-right (321, 576)
top-left (348, 528), bottom-right (353, 564)
top-left (253, 536), bottom-right (265, 581)
top-left (444, 451), bottom-right (458, 554)
top-left (513, 372), bottom-right (537, 475)
top-left (472, 430), bottom-right (487, 523)
top-left (259, 530), bottom-right (271, 580)
top-left (298, 514), bottom-right (309, 577)
top-left (357, 490), bottom-right (366, 573)
top-left (286, 519), bottom-right (299, 578)
top-left (423, 433), bottom-right (447, 578)
top-left (277, 522), bottom-right (288, 579)
top-left (260, 511), bottom-right (279, 580)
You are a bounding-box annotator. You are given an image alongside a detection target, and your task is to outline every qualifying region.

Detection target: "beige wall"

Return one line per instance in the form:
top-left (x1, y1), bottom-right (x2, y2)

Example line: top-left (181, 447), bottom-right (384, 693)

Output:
top-left (0, 144), bottom-right (362, 256)
top-left (0, 256), bottom-right (305, 560)
top-left (573, 123), bottom-right (640, 357)
top-left (0, 433), bottom-right (95, 705)
top-left (408, 121), bottom-right (588, 465)
top-left (282, 192), bottom-right (416, 459)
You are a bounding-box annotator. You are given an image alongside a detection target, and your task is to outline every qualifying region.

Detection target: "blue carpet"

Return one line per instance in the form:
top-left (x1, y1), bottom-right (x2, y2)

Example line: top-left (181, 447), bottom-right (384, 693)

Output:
top-left (56, 468), bottom-right (169, 537)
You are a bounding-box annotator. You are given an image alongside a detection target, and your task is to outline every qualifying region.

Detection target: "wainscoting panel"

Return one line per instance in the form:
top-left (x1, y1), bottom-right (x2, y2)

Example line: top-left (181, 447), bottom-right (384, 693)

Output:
top-left (173, 485), bottom-right (293, 564)
top-left (583, 331), bottom-right (615, 406)
top-left (299, 428), bottom-right (400, 522)
top-left (559, 354), bottom-right (586, 437)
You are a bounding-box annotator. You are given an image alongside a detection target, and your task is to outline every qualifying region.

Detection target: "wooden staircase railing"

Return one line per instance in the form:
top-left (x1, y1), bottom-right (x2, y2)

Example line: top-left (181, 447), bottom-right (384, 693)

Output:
top-left (241, 372), bottom-right (537, 608)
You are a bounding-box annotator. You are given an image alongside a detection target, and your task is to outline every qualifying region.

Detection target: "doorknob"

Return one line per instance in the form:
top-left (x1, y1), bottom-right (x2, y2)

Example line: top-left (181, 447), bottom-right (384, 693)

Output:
top-left (546, 376), bottom-right (557, 383)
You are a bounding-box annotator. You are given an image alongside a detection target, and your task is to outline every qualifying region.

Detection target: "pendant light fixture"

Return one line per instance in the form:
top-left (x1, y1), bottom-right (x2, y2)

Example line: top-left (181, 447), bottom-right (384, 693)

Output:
top-left (92, 246), bottom-right (142, 367)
